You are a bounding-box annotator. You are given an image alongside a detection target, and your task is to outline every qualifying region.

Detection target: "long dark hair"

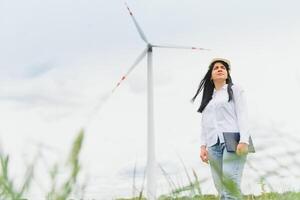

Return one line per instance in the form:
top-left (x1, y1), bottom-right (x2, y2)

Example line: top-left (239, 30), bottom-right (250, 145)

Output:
top-left (191, 60), bottom-right (234, 113)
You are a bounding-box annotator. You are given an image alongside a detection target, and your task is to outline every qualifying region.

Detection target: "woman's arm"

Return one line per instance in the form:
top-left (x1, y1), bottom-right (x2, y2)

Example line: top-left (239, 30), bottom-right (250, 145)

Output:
top-left (200, 116), bottom-right (207, 147)
top-left (200, 117), bottom-right (208, 163)
top-left (232, 85), bottom-right (250, 144)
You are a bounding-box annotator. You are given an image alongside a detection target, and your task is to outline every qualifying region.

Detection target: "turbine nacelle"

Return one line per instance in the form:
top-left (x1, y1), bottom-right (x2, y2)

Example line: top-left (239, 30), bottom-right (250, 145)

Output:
top-left (147, 44), bottom-right (153, 52)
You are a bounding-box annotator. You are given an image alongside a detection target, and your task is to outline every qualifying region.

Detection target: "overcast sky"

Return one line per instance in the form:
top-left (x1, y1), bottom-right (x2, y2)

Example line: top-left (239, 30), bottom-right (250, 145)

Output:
top-left (1, 0), bottom-right (300, 199)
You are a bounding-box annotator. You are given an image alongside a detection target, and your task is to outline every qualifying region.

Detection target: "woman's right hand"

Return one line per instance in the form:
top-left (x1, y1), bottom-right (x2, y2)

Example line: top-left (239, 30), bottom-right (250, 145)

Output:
top-left (200, 146), bottom-right (209, 164)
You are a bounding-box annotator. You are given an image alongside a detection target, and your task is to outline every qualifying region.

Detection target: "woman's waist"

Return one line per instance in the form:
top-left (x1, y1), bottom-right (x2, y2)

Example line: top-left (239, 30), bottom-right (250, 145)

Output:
top-left (203, 122), bottom-right (239, 132)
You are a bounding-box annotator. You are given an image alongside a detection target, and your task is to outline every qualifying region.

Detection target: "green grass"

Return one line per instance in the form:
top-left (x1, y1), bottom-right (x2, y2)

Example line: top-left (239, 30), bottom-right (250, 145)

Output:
top-left (0, 129), bottom-right (85, 200)
top-left (1, 131), bottom-right (299, 200)
top-left (117, 154), bottom-right (300, 200)
top-left (117, 192), bottom-right (300, 200)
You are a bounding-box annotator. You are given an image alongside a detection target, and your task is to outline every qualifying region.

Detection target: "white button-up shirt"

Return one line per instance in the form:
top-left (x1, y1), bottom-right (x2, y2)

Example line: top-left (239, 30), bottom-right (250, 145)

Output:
top-left (200, 84), bottom-right (250, 147)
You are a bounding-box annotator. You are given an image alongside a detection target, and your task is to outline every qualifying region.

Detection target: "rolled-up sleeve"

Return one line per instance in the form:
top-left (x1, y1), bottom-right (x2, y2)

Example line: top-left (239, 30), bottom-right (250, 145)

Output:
top-left (200, 116), bottom-right (207, 147)
top-left (233, 85), bottom-right (250, 144)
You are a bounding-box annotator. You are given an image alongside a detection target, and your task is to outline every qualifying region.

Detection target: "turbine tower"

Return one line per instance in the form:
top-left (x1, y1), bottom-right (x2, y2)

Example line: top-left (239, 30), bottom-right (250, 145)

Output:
top-left (113, 3), bottom-right (209, 199)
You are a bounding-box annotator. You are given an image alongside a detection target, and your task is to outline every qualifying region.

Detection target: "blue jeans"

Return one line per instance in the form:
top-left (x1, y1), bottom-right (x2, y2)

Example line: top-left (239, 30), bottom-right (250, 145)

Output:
top-left (207, 140), bottom-right (247, 200)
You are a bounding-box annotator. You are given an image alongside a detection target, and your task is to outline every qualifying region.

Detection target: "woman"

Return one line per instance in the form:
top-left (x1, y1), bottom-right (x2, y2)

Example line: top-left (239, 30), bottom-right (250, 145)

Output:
top-left (191, 58), bottom-right (250, 200)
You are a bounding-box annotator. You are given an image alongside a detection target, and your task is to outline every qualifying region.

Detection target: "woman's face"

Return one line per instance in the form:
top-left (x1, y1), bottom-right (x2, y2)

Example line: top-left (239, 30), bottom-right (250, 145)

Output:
top-left (211, 62), bottom-right (228, 82)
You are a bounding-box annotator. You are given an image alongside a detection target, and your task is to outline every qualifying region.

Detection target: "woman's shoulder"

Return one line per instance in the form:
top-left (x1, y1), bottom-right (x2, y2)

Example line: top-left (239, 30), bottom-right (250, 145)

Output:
top-left (231, 83), bottom-right (245, 94)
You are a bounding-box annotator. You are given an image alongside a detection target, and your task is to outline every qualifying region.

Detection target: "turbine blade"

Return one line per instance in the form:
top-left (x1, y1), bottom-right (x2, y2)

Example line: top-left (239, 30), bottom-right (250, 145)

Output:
top-left (82, 48), bottom-right (148, 128)
top-left (125, 2), bottom-right (149, 43)
top-left (112, 47), bottom-right (148, 93)
top-left (152, 44), bottom-right (210, 51)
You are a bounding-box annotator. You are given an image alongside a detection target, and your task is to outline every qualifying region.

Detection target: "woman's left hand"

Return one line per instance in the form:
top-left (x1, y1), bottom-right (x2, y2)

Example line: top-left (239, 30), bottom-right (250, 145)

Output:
top-left (236, 143), bottom-right (248, 156)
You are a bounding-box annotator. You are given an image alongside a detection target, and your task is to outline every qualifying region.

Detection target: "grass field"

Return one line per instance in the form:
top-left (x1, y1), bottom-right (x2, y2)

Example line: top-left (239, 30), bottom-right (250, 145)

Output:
top-left (1, 131), bottom-right (299, 200)
top-left (116, 192), bottom-right (300, 200)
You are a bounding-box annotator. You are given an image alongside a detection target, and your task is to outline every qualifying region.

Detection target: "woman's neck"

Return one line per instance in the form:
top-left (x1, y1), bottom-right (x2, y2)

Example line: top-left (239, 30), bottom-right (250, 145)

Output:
top-left (213, 80), bottom-right (226, 91)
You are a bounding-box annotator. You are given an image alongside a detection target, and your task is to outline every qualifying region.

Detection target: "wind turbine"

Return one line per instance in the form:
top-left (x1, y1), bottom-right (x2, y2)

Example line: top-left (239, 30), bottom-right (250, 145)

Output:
top-left (112, 3), bottom-right (209, 199)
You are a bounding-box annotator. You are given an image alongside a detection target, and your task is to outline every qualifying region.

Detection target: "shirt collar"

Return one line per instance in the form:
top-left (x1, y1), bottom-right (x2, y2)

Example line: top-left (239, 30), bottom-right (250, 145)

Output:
top-left (213, 83), bottom-right (228, 93)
